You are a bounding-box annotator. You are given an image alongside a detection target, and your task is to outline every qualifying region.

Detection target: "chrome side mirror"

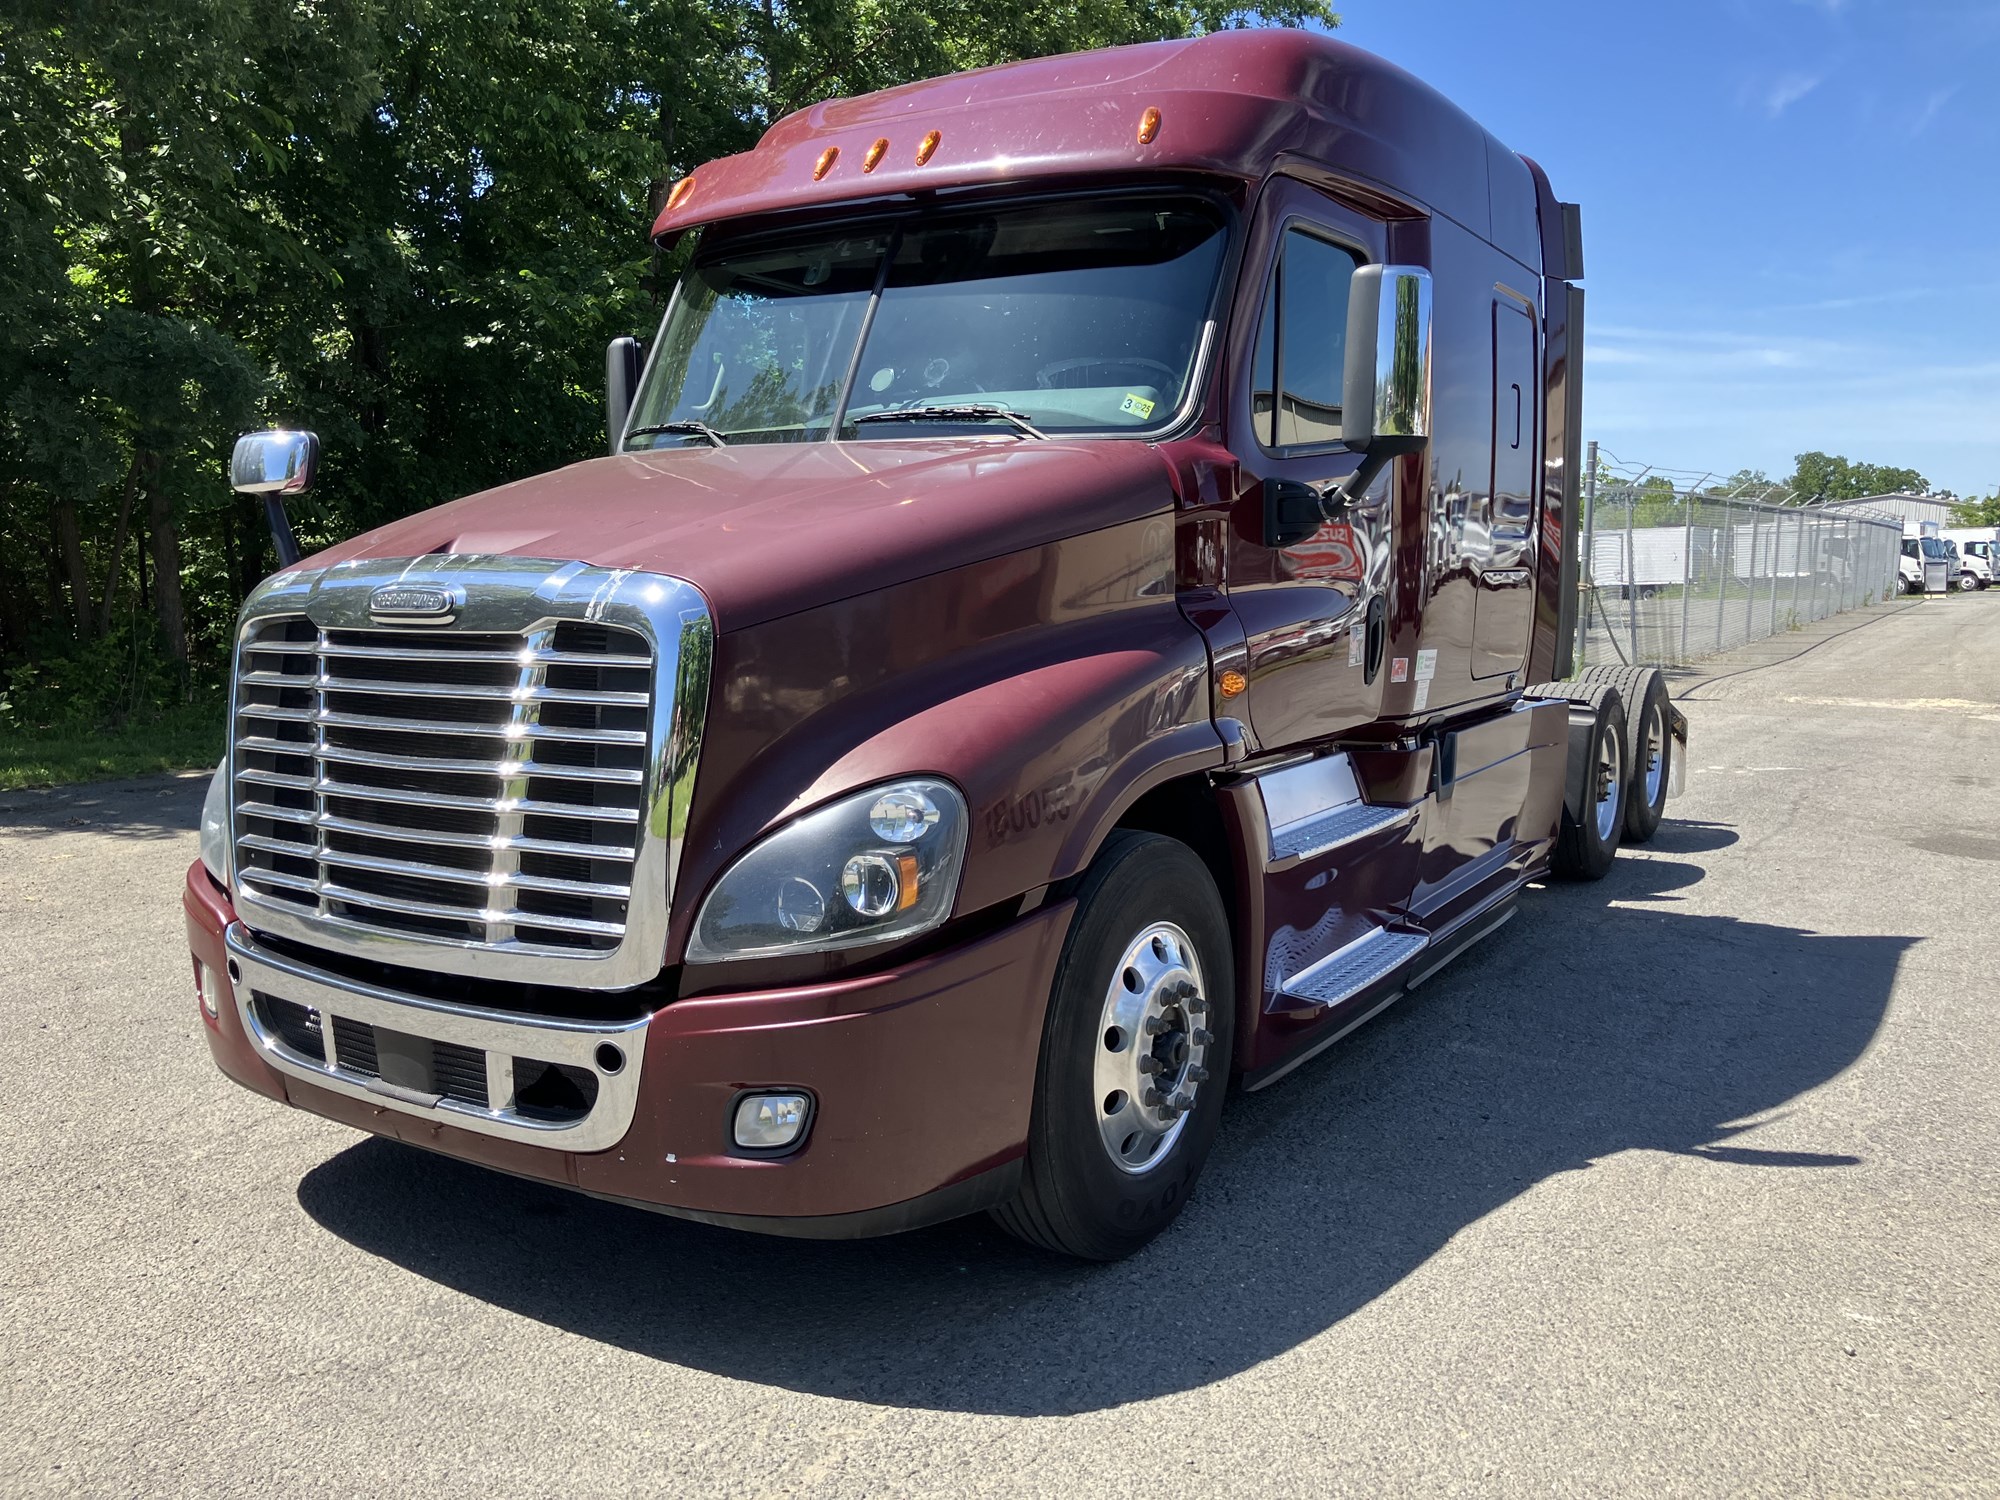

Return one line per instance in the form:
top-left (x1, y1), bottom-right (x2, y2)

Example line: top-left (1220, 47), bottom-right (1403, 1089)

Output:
top-left (1341, 265), bottom-right (1434, 453)
top-left (607, 337), bottom-right (643, 453)
top-left (231, 429), bottom-right (319, 495)
top-left (231, 429), bottom-right (318, 568)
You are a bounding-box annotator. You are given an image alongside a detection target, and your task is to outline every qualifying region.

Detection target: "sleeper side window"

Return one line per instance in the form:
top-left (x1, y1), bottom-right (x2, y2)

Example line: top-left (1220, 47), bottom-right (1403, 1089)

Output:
top-left (1250, 226), bottom-right (1362, 451)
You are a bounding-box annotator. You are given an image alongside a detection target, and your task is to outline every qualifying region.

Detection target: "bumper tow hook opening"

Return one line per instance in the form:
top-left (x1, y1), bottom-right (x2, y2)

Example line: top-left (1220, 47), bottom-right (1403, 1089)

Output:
top-left (594, 1042), bottom-right (626, 1075)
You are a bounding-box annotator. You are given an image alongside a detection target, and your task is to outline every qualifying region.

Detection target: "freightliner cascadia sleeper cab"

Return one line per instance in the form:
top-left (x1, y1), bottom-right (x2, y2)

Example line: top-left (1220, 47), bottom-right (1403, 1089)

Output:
top-left (189, 30), bottom-right (1687, 1260)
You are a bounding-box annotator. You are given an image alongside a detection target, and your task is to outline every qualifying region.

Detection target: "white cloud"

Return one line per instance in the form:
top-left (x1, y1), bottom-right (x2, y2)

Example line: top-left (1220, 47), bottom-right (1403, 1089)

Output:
top-left (1908, 84), bottom-right (1960, 137)
top-left (1764, 71), bottom-right (1824, 116)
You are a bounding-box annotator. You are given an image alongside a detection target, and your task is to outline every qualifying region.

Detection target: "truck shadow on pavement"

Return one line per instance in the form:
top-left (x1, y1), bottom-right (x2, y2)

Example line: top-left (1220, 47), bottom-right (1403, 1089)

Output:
top-left (298, 819), bottom-right (1909, 1416)
top-left (0, 771), bottom-right (209, 842)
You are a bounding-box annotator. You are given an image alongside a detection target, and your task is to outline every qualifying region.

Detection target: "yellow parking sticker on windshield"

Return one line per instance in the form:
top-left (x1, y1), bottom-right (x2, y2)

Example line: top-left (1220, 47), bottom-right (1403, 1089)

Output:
top-left (1120, 393), bottom-right (1156, 419)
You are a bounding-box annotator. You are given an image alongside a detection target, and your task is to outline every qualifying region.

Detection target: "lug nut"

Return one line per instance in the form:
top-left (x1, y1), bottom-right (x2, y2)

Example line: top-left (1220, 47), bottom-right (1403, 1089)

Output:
top-left (1172, 1092), bottom-right (1194, 1114)
top-left (1138, 1055), bottom-right (1162, 1075)
top-left (1142, 1087), bottom-right (1164, 1108)
top-left (1186, 996), bottom-right (1208, 1014)
top-left (1187, 1066), bottom-right (1209, 1084)
top-left (1143, 1016), bottom-right (1169, 1036)
top-left (1192, 1028), bottom-right (1214, 1046)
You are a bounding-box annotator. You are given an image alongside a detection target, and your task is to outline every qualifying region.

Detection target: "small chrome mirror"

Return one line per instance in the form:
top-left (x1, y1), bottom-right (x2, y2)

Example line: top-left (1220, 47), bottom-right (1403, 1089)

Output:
top-left (231, 429), bottom-right (319, 495)
top-left (1341, 266), bottom-right (1434, 452)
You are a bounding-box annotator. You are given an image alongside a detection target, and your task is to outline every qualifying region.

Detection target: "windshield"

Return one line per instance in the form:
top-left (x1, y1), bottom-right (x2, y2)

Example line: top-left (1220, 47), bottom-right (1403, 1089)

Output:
top-left (1921, 537), bottom-right (1949, 560)
top-left (624, 197), bottom-right (1229, 446)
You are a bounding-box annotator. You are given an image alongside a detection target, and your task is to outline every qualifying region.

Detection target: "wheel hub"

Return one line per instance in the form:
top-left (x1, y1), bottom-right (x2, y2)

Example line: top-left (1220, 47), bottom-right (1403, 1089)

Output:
top-left (1093, 922), bottom-right (1212, 1174)
top-left (1593, 718), bottom-right (1624, 842)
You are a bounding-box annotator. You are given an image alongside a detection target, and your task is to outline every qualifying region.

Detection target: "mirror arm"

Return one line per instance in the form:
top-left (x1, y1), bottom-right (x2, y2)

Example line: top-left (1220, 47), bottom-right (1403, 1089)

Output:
top-left (263, 495), bottom-right (301, 568)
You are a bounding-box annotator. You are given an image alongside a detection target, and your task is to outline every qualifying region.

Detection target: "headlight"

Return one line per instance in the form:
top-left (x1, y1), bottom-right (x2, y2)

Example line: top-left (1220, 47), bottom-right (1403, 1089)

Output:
top-left (199, 763), bottom-right (231, 884)
top-left (686, 778), bottom-right (968, 962)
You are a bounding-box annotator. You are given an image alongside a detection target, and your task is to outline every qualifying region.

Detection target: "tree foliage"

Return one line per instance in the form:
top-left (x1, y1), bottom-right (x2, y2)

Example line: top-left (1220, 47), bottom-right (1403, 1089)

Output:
top-left (1, 0), bottom-right (1335, 739)
top-left (1950, 494), bottom-right (2000, 528)
top-left (1786, 451), bottom-right (1930, 505)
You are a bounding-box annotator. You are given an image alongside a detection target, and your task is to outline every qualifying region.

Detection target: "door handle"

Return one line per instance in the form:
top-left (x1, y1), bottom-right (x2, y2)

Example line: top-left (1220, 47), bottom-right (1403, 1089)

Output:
top-left (1511, 383), bottom-right (1522, 449)
top-left (1362, 596), bottom-right (1388, 685)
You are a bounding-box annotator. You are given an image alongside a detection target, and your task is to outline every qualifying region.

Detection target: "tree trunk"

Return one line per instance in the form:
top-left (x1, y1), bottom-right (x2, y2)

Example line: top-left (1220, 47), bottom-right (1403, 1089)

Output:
top-left (145, 458), bottom-right (188, 664)
top-left (97, 454), bottom-right (142, 635)
top-left (53, 496), bottom-right (93, 639)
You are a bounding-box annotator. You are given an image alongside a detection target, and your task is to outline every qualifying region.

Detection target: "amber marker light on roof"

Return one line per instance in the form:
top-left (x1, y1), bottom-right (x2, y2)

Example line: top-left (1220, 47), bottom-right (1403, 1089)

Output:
top-left (814, 146), bottom-right (840, 180)
top-left (863, 137), bottom-right (890, 172)
top-left (1137, 106), bottom-right (1162, 145)
top-left (665, 176), bottom-right (696, 211)
top-left (1219, 669), bottom-right (1247, 698)
top-left (915, 130), bottom-right (942, 165)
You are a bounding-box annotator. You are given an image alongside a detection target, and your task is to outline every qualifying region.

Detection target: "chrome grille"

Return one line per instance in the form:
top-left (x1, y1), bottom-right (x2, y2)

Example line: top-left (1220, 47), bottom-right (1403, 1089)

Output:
top-left (225, 559), bottom-right (711, 990)
top-left (233, 619), bottom-right (651, 951)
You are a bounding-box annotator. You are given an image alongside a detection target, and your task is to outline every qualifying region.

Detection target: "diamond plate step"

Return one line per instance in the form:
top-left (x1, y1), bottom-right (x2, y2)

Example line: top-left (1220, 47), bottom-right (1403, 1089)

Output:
top-left (1268, 802), bottom-right (1416, 868)
top-left (1280, 927), bottom-right (1428, 1010)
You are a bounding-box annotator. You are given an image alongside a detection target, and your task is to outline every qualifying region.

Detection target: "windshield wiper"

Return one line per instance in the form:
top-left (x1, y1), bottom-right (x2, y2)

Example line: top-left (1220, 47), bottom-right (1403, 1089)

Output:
top-left (852, 404), bottom-right (1047, 440)
top-left (626, 420), bottom-right (728, 447)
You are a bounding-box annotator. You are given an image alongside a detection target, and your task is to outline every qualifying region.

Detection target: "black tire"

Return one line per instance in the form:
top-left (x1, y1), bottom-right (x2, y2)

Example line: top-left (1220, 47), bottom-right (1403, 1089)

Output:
top-left (991, 831), bottom-right (1235, 1261)
top-left (1548, 687), bottom-right (1627, 880)
top-left (1573, 665), bottom-right (1671, 843)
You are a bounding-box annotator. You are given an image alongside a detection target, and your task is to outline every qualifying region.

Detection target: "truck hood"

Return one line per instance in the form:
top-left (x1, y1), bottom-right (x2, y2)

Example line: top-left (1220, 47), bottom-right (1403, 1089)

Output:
top-left (309, 439), bottom-right (1178, 631)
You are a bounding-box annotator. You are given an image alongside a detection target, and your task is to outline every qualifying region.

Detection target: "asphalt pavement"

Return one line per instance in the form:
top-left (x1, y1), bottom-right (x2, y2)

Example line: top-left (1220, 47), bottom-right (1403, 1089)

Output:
top-left (3, 592), bottom-right (1996, 1497)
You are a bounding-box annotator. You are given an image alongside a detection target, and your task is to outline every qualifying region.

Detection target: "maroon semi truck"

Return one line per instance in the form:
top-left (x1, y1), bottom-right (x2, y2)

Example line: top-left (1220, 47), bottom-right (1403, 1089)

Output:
top-left (189, 29), bottom-right (1686, 1260)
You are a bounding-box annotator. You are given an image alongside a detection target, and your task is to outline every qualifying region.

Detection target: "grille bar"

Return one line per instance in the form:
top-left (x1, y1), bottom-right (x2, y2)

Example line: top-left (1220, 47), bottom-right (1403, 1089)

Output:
top-left (239, 703), bottom-right (648, 746)
top-left (247, 672), bottom-right (648, 707)
top-left (311, 780), bottom-right (641, 821)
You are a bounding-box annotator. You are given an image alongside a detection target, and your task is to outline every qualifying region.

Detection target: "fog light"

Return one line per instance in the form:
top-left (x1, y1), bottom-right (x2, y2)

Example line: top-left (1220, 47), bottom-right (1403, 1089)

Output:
top-left (197, 962), bottom-right (220, 1020)
top-left (733, 1093), bottom-right (810, 1150)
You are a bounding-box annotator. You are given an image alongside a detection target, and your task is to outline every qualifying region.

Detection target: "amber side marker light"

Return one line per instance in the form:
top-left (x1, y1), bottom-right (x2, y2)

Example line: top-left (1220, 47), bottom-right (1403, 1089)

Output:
top-left (1137, 107), bottom-right (1162, 145)
top-left (1219, 669), bottom-right (1247, 698)
top-left (915, 130), bottom-right (941, 165)
top-left (814, 146), bottom-right (840, 180)
top-left (863, 137), bottom-right (889, 172)
top-left (665, 176), bottom-right (696, 212)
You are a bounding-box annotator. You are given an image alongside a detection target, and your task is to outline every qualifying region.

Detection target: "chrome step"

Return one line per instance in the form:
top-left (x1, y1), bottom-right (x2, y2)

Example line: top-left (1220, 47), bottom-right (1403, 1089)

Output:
top-left (1269, 802), bottom-right (1416, 868)
top-left (1280, 927), bottom-right (1427, 1010)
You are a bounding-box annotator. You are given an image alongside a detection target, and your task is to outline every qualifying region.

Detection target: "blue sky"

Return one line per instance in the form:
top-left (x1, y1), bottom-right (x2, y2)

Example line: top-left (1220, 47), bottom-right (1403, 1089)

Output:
top-left (1335, 0), bottom-right (2000, 496)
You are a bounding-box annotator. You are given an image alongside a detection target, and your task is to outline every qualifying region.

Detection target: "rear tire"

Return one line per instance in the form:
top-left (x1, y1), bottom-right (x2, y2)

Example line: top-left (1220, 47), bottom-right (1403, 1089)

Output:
top-left (1550, 689), bottom-right (1627, 880)
top-left (991, 831), bottom-right (1235, 1261)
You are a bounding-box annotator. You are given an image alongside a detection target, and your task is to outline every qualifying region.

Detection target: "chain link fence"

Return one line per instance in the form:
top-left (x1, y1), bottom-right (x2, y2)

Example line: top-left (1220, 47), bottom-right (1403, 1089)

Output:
top-left (1575, 447), bottom-right (1905, 670)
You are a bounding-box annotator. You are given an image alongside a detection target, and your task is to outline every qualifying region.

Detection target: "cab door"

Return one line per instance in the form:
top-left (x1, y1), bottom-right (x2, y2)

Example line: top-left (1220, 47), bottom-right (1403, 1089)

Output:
top-left (1222, 183), bottom-right (1391, 752)
top-left (1472, 293), bottom-right (1538, 679)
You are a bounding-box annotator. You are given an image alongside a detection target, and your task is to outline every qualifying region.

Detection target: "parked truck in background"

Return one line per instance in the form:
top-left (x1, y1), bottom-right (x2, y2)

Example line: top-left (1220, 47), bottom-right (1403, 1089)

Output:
top-left (190, 30), bottom-right (1688, 1261)
top-left (1940, 528), bottom-right (1995, 591)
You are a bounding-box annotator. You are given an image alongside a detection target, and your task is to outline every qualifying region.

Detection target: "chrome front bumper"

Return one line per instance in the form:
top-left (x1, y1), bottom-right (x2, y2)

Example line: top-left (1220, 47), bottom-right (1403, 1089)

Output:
top-left (225, 923), bottom-right (649, 1153)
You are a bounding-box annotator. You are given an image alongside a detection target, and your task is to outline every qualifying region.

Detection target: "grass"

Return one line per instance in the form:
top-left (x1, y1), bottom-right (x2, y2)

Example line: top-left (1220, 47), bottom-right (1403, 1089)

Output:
top-left (0, 700), bottom-right (224, 792)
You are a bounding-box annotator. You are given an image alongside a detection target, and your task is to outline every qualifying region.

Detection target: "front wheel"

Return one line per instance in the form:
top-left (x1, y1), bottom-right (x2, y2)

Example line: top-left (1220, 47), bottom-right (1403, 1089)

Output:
top-left (991, 831), bottom-right (1235, 1261)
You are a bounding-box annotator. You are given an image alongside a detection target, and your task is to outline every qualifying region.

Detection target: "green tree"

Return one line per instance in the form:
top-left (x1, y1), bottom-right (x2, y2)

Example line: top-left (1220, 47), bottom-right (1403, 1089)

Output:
top-left (1787, 450), bottom-right (1929, 504)
top-left (1950, 494), bottom-right (2000, 527)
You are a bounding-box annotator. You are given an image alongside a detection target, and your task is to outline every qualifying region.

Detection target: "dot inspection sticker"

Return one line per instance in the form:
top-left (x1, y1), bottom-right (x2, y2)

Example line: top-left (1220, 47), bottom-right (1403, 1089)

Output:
top-left (1390, 657), bottom-right (1409, 683)
top-left (1119, 393), bottom-right (1156, 419)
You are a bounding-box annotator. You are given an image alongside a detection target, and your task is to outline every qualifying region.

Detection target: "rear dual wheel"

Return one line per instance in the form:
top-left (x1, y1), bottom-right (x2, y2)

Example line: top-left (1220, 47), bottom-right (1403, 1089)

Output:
top-left (1572, 665), bottom-right (1671, 844)
top-left (992, 831), bottom-right (1234, 1261)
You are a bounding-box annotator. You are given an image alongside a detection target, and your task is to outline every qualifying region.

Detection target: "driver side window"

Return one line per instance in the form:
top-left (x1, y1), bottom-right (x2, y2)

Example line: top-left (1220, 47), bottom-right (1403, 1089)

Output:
top-left (1251, 226), bottom-right (1362, 450)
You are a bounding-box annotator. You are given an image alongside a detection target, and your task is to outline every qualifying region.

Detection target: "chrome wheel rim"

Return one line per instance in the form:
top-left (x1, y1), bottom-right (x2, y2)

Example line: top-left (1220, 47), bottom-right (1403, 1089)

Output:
top-left (1593, 718), bottom-right (1625, 843)
top-left (1641, 699), bottom-right (1666, 807)
top-left (1092, 921), bottom-right (1211, 1175)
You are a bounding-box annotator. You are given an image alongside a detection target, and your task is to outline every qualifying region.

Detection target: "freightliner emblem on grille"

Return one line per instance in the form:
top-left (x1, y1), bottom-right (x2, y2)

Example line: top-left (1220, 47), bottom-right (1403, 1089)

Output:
top-left (367, 584), bottom-right (462, 623)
